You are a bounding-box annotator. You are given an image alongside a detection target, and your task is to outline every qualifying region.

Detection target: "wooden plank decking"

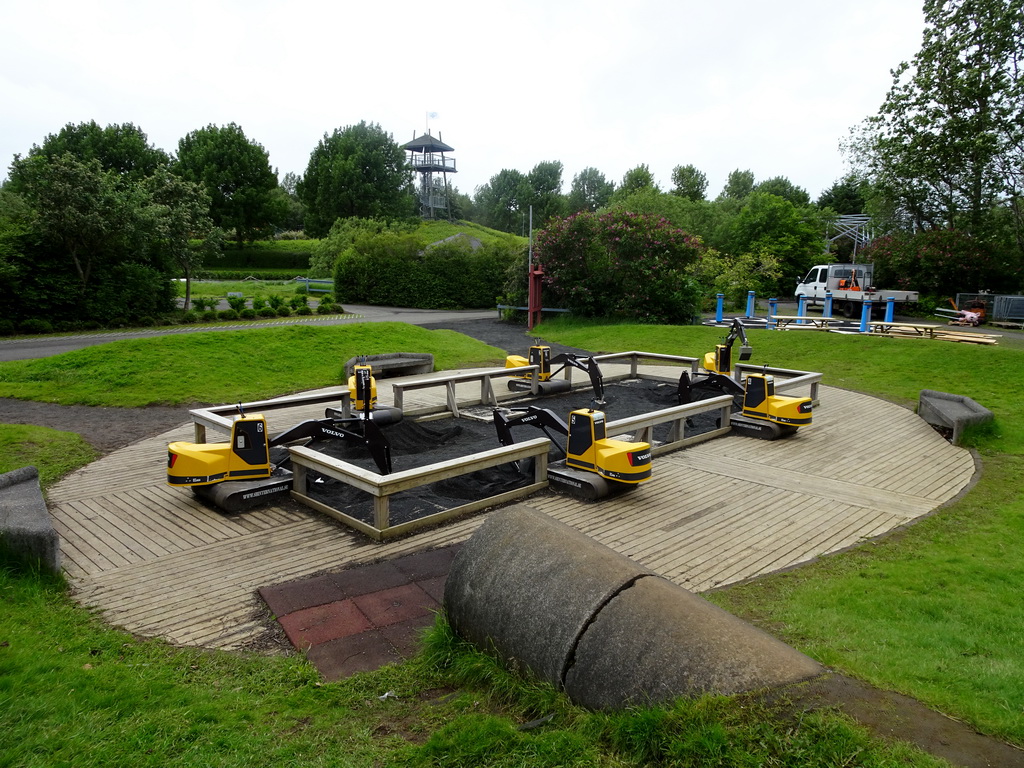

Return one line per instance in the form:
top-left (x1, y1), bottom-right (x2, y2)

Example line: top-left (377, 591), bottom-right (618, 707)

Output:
top-left (47, 374), bottom-right (977, 651)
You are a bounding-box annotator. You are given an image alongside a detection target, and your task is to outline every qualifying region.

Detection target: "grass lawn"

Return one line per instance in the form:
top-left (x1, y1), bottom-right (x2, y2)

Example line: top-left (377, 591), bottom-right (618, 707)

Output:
top-left (181, 279), bottom-right (320, 301)
top-left (0, 323), bottom-right (506, 407)
top-left (1, 317), bottom-right (1022, 764)
top-left (538, 318), bottom-right (1024, 746)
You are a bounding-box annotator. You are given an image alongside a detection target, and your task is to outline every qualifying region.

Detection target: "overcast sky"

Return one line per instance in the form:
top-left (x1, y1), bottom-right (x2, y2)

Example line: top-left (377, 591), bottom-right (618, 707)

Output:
top-left (2, 0), bottom-right (925, 202)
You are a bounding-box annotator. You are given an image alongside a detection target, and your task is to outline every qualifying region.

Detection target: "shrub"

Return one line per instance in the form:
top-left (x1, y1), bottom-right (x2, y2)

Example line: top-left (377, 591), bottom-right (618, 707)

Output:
top-left (0, 319), bottom-right (15, 336)
top-left (251, 296), bottom-right (268, 311)
top-left (289, 294), bottom-right (309, 309)
top-left (239, 308), bottom-right (257, 319)
top-left (189, 297), bottom-right (213, 312)
top-left (180, 311), bottom-right (200, 324)
top-left (218, 309), bottom-right (239, 321)
top-left (267, 294), bottom-right (286, 310)
top-left (258, 307), bottom-right (278, 318)
top-left (318, 293), bottom-right (335, 305)
top-left (201, 310), bottom-right (218, 322)
top-left (18, 318), bottom-right (54, 335)
top-left (296, 305), bottom-right (312, 316)
top-left (316, 303), bottom-right (335, 315)
top-left (534, 210), bottom-right (705, 323)
top-left (226, 295), bottom-right (248, 312)
top-left (276, 306), bottom-right (291, 317)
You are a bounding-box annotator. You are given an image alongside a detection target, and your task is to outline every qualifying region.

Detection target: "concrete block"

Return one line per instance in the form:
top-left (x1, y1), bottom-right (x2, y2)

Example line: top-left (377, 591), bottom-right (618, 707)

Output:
top-left (345, 353), bottom-right (434, 378)
top-left (918, 389), bottom-right (993, 445)
top-left (0, 466), bottom-right (61, 573)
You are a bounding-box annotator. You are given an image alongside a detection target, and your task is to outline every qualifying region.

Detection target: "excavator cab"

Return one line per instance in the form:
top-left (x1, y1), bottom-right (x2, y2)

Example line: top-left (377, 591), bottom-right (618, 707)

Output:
top-left (506, 344), bottom-right (554, 381)
top-left (740, 374), bottom-right (812, 427)
top-left (565, 409), bottom-right (651, 484)
top-left (348, 363), bottom-right (377, 411)
top-left (167, 413), bottom-right (272, 487)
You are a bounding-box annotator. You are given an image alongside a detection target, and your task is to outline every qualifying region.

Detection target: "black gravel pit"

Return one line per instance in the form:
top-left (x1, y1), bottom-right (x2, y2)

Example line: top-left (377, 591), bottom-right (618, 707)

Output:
top-left (300, 377), bottom-right (725, 529)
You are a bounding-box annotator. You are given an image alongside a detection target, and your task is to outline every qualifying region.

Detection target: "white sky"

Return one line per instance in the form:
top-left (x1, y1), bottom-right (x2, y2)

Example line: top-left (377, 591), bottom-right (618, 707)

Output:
top-left (1, 0), bottom-right (924, 202)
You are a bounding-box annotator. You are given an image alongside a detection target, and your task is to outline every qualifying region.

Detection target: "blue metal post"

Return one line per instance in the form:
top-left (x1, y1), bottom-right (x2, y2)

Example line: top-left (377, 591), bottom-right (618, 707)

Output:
top-left (715, 293), bottom-right (724, 323)
top-left (796, 294), bottom-right (807, 324)
top-left (859, 300), bottom-right (873, 333)
top-left (745, 290), bottom-right (755, 319)
top-left (885, 296), bottom-right (895, 323)
top-left (767, 298), bottom-right (778, 329)
top-left (823, 292), bottom-right (833, 319)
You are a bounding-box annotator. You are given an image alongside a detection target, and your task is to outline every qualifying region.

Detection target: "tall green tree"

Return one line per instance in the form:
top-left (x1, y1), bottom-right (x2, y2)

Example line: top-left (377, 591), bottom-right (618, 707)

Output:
top-left (8, 121), bottom-right (169, 183)
top-left (566, 167), bottom-right (615, 213)
top-left (670, 164), bottom-right (708, 201)
top-left (817, 174), bottom-right (868, 214)
top-left (297, 122), bottom-right (415, 238)
top-left (146, 169), bottom-right (222, 310)
top-left (754, 176), bottom-right (810, 206)
top-left (175, 123), bottom-right (282, 242)
top-left (473, 169), bottom-right (528, 234)
top-left (847, 0), bottom-right (1023, 244)
top-left (614, 164), bottom-right (659, 200)
top-left (521, 160), bottom-right (565, 225)
top-left (718, 169), bottom-right (755, 201)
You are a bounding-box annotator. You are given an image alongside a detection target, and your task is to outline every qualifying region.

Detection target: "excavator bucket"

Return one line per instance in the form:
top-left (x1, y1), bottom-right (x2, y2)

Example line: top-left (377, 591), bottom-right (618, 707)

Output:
top-left (362, 418), bottom-right (393, 475)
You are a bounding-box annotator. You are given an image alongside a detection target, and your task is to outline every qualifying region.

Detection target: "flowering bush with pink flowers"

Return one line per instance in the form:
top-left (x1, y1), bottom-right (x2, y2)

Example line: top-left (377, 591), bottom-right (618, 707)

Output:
top-left (533, 211), bottom-right (704, 324)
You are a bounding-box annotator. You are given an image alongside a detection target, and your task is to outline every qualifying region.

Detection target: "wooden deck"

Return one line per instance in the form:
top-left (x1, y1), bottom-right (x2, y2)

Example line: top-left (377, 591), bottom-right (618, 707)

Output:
top-left (47, 372), bottom-right (977, 651)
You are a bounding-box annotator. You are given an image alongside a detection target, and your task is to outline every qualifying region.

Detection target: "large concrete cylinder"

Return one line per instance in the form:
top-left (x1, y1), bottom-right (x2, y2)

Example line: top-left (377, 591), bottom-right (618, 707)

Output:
top-left (444, 505), bottom-right (823, 709)
top-left (444, 504), bottom-right (652, 684)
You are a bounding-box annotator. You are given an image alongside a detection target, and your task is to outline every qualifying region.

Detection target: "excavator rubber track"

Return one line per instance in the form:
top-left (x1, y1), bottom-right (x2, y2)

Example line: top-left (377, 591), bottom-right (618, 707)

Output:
top-left (193, 466), bottom-right (293, 513)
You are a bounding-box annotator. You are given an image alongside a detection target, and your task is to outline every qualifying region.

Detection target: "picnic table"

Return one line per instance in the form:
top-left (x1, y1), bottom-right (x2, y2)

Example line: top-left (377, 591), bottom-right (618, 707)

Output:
top-left (869, 321), bottom-right (943, 338)
top-left (768, 315), bottom-right (839, 330)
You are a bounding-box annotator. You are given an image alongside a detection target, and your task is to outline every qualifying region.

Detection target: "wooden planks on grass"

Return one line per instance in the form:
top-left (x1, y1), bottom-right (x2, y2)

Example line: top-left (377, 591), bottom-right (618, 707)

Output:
top-left (50, 380), bottom-right (978, 651)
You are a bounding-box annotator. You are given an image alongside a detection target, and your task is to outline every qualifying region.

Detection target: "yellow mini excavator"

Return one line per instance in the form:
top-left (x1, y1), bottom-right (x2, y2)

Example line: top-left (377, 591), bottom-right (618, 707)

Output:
top-left (679, 318), bottom-right (812, 440)
top-left (493, 405), bottom-right (651, 499)
top-left (505, 344), bottom-right (605, 401)
top-left (167, 363), bottom-right (399, 511)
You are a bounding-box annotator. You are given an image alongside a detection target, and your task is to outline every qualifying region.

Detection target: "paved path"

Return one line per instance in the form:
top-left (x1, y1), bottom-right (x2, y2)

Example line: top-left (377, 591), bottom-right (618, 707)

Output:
top-left (47, 365), bottom-right (976, 651)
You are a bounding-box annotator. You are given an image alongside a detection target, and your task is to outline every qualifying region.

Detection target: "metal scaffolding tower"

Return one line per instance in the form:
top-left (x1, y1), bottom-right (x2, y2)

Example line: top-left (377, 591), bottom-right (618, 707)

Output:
top-left (402, 132), bottom-right (457, 220)
top-left (827, 214), bottom-right (874, 262)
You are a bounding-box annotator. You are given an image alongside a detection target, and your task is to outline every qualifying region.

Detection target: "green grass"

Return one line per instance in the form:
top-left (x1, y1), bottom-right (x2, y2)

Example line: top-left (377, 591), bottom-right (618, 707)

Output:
top-left (536, 317), bottom-right (1024, 745)
top-left (0, 424), bottom-right (96, 490)
top-left (0, 570), bottom-right (947, 768)
top-left (3, 317), bottom-right (1023, 763)
top-left (0, 323), bottom-right (506, 407)
top-left (180, 279), bottom-right (315, 300)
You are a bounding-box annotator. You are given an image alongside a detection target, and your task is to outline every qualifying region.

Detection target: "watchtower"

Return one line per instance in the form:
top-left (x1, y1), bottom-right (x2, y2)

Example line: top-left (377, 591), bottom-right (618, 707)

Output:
top-left (402, 132), bottom-right (457, 220)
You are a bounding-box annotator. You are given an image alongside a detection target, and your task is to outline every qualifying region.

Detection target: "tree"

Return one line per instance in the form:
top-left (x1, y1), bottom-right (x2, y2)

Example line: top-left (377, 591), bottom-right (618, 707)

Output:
top-left (670, 164), bottom-right (708, 202)
top-left (10, 152), bottom-right (141, 290)
top-left (615, 164), bottom-right (659, 200)
top-left (718, 169), bottom-right (755, 201)
top-left (8, 151), bottom-right (176, 324)
top-left (566, 167), bottom-right (615, 213)
top-left (521, 160), bottom-right (565, 225)
top-left (9, 121), bottom-right (169, 183)
top-left (146, 168), bottom-right (222, 310)
top-left (847, 0), bottom-right (1023, 244)
top-left (297, 122), bottom-right (415, 238)
top-left (175, 123), bottom-right (282, 242)
top-left (817, 174), bottom-right (868, 214)
top-left (754, 176), bottom-right (810, 206)
top-left (722, 192), bottom-right (825, 292)
top-left (473, 169), bottom-right (528, 234)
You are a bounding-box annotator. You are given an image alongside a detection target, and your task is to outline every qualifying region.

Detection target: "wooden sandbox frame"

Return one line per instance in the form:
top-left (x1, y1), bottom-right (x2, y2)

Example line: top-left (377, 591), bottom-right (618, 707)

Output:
top-left (186, 352), bottom-right (822, 540)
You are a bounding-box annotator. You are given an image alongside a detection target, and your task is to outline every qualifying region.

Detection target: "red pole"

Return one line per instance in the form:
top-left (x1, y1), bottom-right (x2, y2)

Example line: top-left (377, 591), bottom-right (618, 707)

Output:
top-left (527, 265), bottom-right (544, 330)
